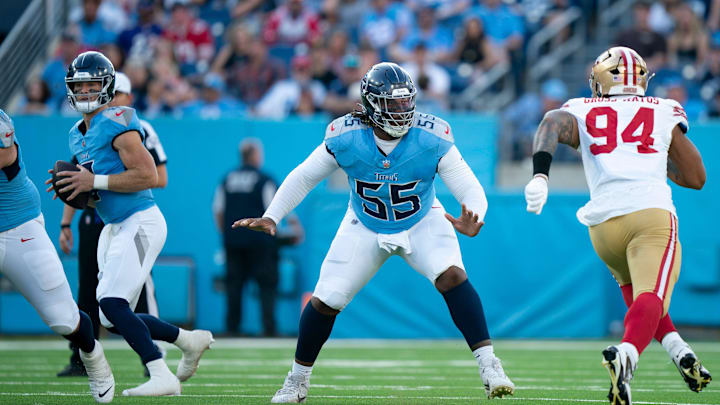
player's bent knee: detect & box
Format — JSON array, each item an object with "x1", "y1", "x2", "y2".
[
  {"x1": 42, "y1": 300, "x2": 80, "y2": 336},
  {"x1": 435, "y1": 266, "x2": 468, "y2": 293},
  {"x1": 311, "y1": 296, "x2": 342, "y2": 315},
  {"x1": 50, "y1": 323, "x2": 76, "y2": 336}
]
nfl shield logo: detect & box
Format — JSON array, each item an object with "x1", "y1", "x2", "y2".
[{"x1": 382, "y1": 159, "x2": 390, "y2": 168}]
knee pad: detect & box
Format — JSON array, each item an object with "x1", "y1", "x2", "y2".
[
  {"x1": 48, "y1": 308, "x2": 80, "y2": 336},
  {"x1": 315, "y1": 291, "x2": 349, "y2": 311}
]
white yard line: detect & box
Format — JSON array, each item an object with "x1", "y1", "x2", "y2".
[{"x1": 0, "y1": 392, "x2": 713, "y2": 404}]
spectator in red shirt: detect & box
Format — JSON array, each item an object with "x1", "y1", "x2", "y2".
[
  {"x1": 262, "y1": 0, "x2": 321, "y2": 46},
  {"x1": 163, "y1": 3, "x2": 215, "y2": 74}
]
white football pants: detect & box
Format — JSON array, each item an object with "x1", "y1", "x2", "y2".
[
  {"x1": 314, "y1": 198, "x2": 465, "y2": 311},
  {"x1": 0, "y1": 215, "x2": 79, "y2": 335},
  {"x1": 97, "y1": 205, "x2": 166, "y2": 328}
]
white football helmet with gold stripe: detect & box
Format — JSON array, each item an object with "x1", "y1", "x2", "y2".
[{"x1": 589, "y1": 47, "x2": 652, "y2": 97}]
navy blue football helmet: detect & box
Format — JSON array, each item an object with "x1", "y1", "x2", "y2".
[
  {"x1": 65, "y1": 51, "x2": 115, "y2": 113},
  {"x1": 360, "y1": 62, "x2": 416, "y2": 138}
]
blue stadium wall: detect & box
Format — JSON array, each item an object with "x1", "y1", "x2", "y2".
[{"x1": 1, "y1": 115, "x2": 718, "y2": 338}]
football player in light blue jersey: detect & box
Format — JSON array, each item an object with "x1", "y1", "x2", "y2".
[
  {"x1": 47, "y1": 51, "x2": 213, "y2": 397},
  {"x1": 235, "y1": 62, "x2": 515, "y2": 403},
  {"x1": 0, "y1": 108, "x2": 115, "y2": 403}
]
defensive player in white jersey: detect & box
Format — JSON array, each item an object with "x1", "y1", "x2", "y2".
[
  {"x1": 48, "y1": 51, "x2": 213, "y2": 397},
  {"x1": 0, "y1": 108, "x2": 115, "y2": 403},
  {"x1": 524, "y1": 47, "x2": 711, "y2": 404},
  {"x1": 235, "y1": 62, "x2": 514, "y2": 403}
]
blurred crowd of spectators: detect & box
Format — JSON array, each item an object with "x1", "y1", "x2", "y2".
[
  {"x1": 16, "y1": 0, "x2": 573, "y2": 119},
  {"x1": 14, "y1": 0, "x2": 720, "y2": 161}
]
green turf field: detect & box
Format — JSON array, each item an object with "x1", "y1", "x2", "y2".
[{"x1": 0, "y1": 338, "x2": 717, "y2": 404}]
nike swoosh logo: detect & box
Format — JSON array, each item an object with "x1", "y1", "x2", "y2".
[
  {"x1": 330, "y1": 123, "x2": 335, "y2": 131},
  {"x1": 115, "y1": 111, "x2": 123, "y2": 116},
  {"x1": 98, "y1": 385, "x2": 113, "y2": 398},
  {"x1": 20, "y1": 238, "x2": 34, "y2": 243},
  {"x1": 4, "y1": 131, "x2": 12, "y2": 137},
  {"x1": 445, "y1": 126, "x2": 449, "y2": 134}
]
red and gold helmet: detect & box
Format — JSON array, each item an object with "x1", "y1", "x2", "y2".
[{"x1": 589, "y1": 47, "x2": 652, "y2": 98}]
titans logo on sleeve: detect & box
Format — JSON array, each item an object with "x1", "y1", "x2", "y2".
[
  {"x1": 325, "y1": 112, "x2": 453, "y2": 233},
  {"x1": 68, "y1": 106, "x2": 155, "y2": 224}
]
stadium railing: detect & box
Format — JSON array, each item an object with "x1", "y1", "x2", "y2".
[
  {"x1": 0, "y1": 0, "x2": 69, "y2": 109},
  {"x1": 525, "y1": 7, "x2": 586, "y2": 92}
]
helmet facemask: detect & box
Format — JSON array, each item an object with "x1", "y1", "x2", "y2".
[
  {"x1": 366, "y1": 88, "x2": 416, "y2": 138},
  {"x1": 66, "y1": 68, "x2": 115, "y2": 114}
]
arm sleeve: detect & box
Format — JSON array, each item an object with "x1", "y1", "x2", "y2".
[
  {"x1": 263, "y1": 143, "x2": 339, "y2": 223},
  {"x1": 437, "y1": 145, "x2": 488, "y2": 222}
]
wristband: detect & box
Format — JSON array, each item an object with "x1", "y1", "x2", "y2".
[
  {"x1": 532, "y1": 151, "x2": 553, "y2": 177},
  {"x1": 61, "y1": 223, "x2": 71, "y2": 229},
  {"x1": 93, "y1": 174, "x2": 109, "y2": 190}
]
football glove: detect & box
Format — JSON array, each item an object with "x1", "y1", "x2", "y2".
[{"x1": 524, "y1": 175, "x2": 548, "y2": 215}]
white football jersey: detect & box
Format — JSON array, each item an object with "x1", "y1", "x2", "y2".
[{"x1": 561, "y1": 95, "x2": 689, "y2": 226}]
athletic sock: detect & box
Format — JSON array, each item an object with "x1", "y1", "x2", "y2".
[
  {"x1": 441, "y1": 280, "x2": 490, "y2": 348},
  {"x1": 617, "y1": 341, "x2": 639, "y2": 371},
  {"x1": 620, "y1": 284, "x2": 633, "y2": 307},
  {"x1": 655, "y1": 315, "x2": 678, "y2": 343},
  {"x1": 472, "y1": 345, "x2": 495, "y2": 367},
  {"x1": 661, "y1": 331, "x2": 689, "y2": 358},
  {"x1": 99, "y1": 297, "x2": 162, "y2": 364},
  {"x1": 619, "y1": 284, "x2": 679, "y2": 344},
  {"x1": 292, "y1": 361, "x2": 313, "y2": 378},
  {"x1": 294, "y1": 301, "x2": 336, "y2": 364},
  {"x1": 63, "y1": 311, "x2": 96, "y2": 353},
  {"x1": 137, "y1": 314, "x2": 180, "y2": 342},
  {"x1": 621, "y1": 292, "x2": 663, "y2": 354}
]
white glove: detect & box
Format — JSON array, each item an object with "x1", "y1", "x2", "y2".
[{"x1": 524, "y1": 175, "x2": 548, "y2": 215}]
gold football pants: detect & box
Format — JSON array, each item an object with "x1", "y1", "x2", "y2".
[{"x1": 588, "y1": 208, "x2": 680, "y2": 316}]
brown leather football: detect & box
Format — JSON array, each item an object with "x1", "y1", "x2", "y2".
[{"x1": 52, "y1": 160, "x2": 89, "y2": 209}]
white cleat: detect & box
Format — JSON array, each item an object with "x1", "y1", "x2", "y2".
[
  {"x1": 672, "y1": 350, "x2": 712, "y2": 392},
  {"x1": 174, "y1": 329, "x2": 214, "y2": 382},
  {"x1": 480, "y1": 356, "x2": 515, "y2": 399},
  {"x1": 122, "y1": 358, "x2": 181, "y2": 397},
  {"x1": 271, "y1": 371, "x2": 309, "y2": 403},
  {"x1": 79, "y1": 340, "x2": 115, "y2": 403},
  {"x1": 602, "y1": 345, "x2": 634, "y2": 405}
]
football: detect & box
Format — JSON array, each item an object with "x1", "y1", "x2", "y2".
[{"x1": 51, "y1": 160, "x2": 90, "y2": 209}]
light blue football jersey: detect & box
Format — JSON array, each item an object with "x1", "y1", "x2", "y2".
[
  {"x1": 0, "y1": 138, "x2": 41, "y2": 232},
  {"x1": 325, "y1": 112, "x2": 454, "y2": 233},
  {"x1": 68, "y1": 106, "x2": 155, "y2": 224}
]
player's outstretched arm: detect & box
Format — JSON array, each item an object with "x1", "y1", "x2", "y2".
[
  {"x1": 524, "y1": 109, "x2": 580, "y2": 215},
  {"x1": 667, "y1": 125, "x2": 706, "y2": 190},
  {"x1": 233, "y1": 143, "x2": 339, "y2": 233},
  {"x1": 437, "y1": 145, "x2": 487, "y2": 237}
]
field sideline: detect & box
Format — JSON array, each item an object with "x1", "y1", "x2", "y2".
[{"x1": 0, "y1": 338, "x2": 717, "y2": 404}]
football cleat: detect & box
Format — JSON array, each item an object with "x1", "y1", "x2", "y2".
[
  {"x1": 602, "y1": 346, "x2": 634, "y2": 405},
  {"x1": 57, "y1": 361, "x2": 87, "y2": 377},
  {"x1": 174, "y1": 329, "x2": 214, "y2": 382},
  {"x1": 271, "y1": 371, "x2": 309, "y2": 403},
  {"x1": 673, "y1": 351, "x2": 712, "y2": 392},
  {"x1": 479, "y1": 357, "x2": 515, "y2": 399},
  {"x1": 122, "y1": 359, "x2": 180, "y2": 397},
  {"x1": 79, "y1": 340, "x2": 115, "y2": 403}
]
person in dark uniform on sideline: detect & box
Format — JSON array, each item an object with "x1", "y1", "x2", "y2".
[
  {"x1": 213, "y1": 139, "x2": 303, "y2": 337},
  {"x1": 56, "y1": 72, "x2": 169, "y2": 377}
]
